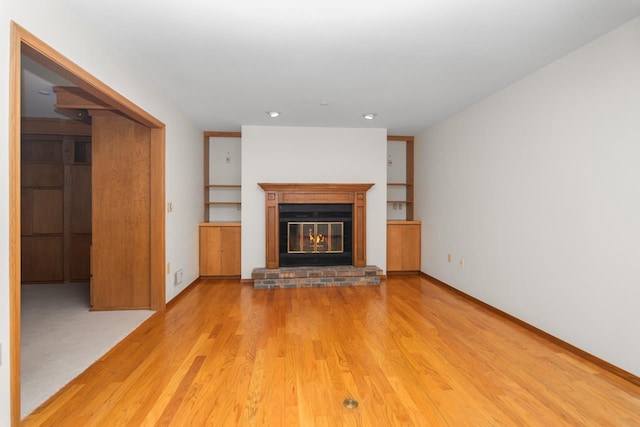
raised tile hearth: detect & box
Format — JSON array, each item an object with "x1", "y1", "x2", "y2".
[{"x1": 252, "y1": 265, "x2": 383, "y2": 289}]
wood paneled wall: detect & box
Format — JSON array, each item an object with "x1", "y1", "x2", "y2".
[{"x1": 20, "y1": 119, "x2": 92, "y2": 283}]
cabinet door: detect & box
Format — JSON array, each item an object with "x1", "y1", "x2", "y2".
[
  {"x1": 219, "y1": 227, "x2": 241, "y2": 275},
  {"x1": 387, "y1": 224, "x2": 404, "y2": 271},
  {"x1": 402, "y1": 224, "x2": 421, "y2": 271},
  {"x1": 200, "y1": 227, "x2": 222, "y2": 276}
]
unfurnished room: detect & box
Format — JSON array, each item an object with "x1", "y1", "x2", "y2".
[{"x1": 1, "y1": 1, "x2": 640, "y2": 425}]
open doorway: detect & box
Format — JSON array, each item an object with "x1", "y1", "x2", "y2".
[
  {"x1": 9, "y1": 22, "x2": 166, "y2": 423},
  {"x1": 19, "y1": 55, "x2": 156, "y2": 417},
  {"x1": 21, "y1": 55, "x2": 92, "y2": 285}
]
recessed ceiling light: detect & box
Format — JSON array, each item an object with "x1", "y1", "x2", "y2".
[
  {"x1": 362, "y1": 113, "x2": 377, "y2": 120},
  {"x1": 267, "y1": 111, "x2": 280, "y2": 118}
]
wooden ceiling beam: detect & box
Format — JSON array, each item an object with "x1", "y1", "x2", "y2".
[{"x1": 53, "y1": 86, "x2": 113, "y2": 110}]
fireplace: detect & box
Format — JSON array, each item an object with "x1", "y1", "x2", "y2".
[
  {"x1": 258, "y1": 183, "x2": 374, "y2": 268},
  {"x1": 279, "y1": 203, "x2": 353, "y2": 267}
]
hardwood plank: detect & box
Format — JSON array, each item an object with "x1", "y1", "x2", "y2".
[{"x1": 22, "y1": 276, "x2": 640, "y2": 426}]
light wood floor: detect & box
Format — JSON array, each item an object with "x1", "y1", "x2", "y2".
[{"x1": 22, "y1": 275, "x2": 640, "y2": 426}]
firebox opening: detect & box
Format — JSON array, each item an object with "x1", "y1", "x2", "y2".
[{"x1": 279, "y1": 203, "x2": 352, "y2": 267}]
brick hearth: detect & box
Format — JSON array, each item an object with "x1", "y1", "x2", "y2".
[{"x1": 252, "y1": 265, "x2": 383, "y2": 289}]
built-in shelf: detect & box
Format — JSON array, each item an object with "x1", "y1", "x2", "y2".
[
  {"x1": 204, "y1": 131, "x2": 242, "y2": 222},
  {"x1": 387, "y1": 136, "x2": 415, "y2": 220},
  {"x1": 205, "y1": 201, "x2": 241, "y2": 206}
]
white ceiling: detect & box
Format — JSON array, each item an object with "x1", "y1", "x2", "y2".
[
  {"x1": 22, "y1": 56, "x2": 74, "y2": 120},
  {"x1": 27, "y1": 0, "x2": 640, "y2": 134}
]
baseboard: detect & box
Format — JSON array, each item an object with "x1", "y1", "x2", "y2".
[
  {"x1": 419, "y1": 272, "x2": 640, "y2": 388},
  {"x1": 387, "y1": 271, "x2": 420, "y2": 276}
]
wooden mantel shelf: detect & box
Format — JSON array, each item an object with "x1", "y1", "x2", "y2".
[
  {"x1": 258, "y1": 183, "x2": 374, "y2": 269},
  {"x1": 258, "y1": 183, "x2": 374, "y2": 192},
  {"x1": 258, "y1": 183, "x2": 374, "y2": 204}
]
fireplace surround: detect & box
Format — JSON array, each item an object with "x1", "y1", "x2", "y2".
[{"x1": 258, "y1": 183, "x2": 374, "y2": 268}]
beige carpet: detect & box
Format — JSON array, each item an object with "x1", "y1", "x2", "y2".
[{"x1": 20, "y1": 283, "x2": 153, "y2": 418}]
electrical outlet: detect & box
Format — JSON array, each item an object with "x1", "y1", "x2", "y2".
[
  {"x1": 448, "y1": 253, "x2": 452, "y2": 263},
  {"x1": 167, "y1": 202, "x2": 173, "y2": 213},
  {"x1": 175, "y1": 269, "x2": 183, "y2": 286},
  {"x1": 167, "y1": 262, "x2": 171, "y2": 274},
  {"x1": 459, "y1": 259, "x2": 464, "y2": 268}
]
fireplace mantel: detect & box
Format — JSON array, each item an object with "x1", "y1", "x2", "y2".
[{"x1": 258, "y1": 183, "x2": 374, "y2": 269}]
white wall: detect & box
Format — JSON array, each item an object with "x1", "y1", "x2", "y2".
[
  {"x1": 0, "y1": 4, "x2": 11, "y2": 422},
  {"x1": 415, "y1": 17, "x2": 640, "y2": 376},
  {"x1": 0, "y1": 2, "x2": 203, "y2": 422},
  {"x1": 241, "y1": 126, "x2": 387, "y2": 278}
]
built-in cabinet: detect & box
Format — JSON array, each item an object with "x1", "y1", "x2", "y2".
[
  {"x1": 21, "y1": 118, "x2": 92, "y2": 283},
  {"x1": 199, "y1": 222, "x2": 241, "y2": 276},
  {"x1": 387, "y1": 136, "x2": 420, "y2": 273},
  {"x1": 387, "y1": 221, "x2": 421, "y2": 273},
  {"x1": 200, "y1": 132, "x2": 242, "y2": 277}
]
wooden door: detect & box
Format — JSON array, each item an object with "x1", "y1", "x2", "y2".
[
  {"x1": 402, "y1": 224, "x2": 421, "y2": 271},
  {"x1": 91, "y1": 111, "x2": 151, "y2": 309},
  {"x1": 220, "y1": 226, "x2": 241, "y2": 275},
  {"x1": 386, "y1": 224, "x2": 404, "y2": 271},
  {"x1": 200, "y1": 226, "x2": 222, "y2": 276}
]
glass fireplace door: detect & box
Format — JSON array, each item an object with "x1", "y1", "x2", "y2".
[{"x1": 287, "y1": 222, "x2": 344, "y2": 254}]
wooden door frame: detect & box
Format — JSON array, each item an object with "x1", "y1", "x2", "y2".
[{"x1": 9, "y1": 22, "x2": 166, "y2": 424}]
